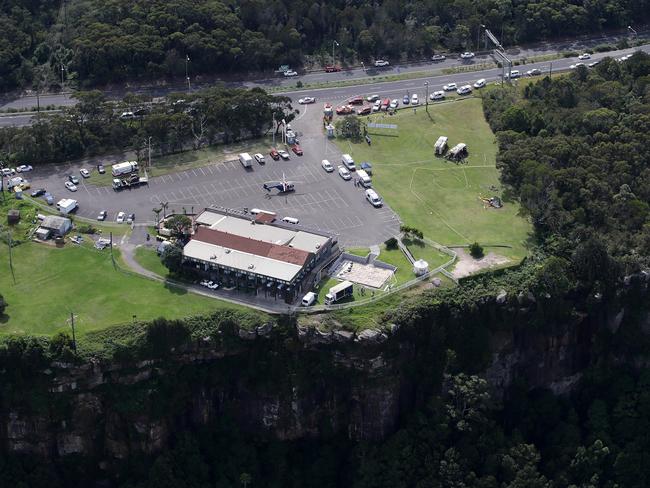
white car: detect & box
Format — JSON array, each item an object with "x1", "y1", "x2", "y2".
[
  {"x1": 505, "y1": 70, "x2": 520, "y2": 79},
  {"x1": 298, "y1": 96, "x2": 315, "y2": 104},
  {"x1": 588, "y1": 61, "x2": 600, "y2": 68},
  {"x1": 254, "y1": 153, "x2": 266, "y2": 164},
  {"x1": 64, "y1": 181, "x2": 77, "y2": 192},
  {"x1": 116, "y1": 211, "x2": 126, "y2": 223},
  {"x1": 460, "y1": 52, "x2": 475, "y2": 59},
  {"x1": 372, "y1": 100, "x2": 382, "y2": 112},
  {"x1": 473, "y1": 79, "x2": 486, "y2": 88},
  {"x1": 365, "y1": 189, "x2": 383, "y2": 207},
  {"x1": 374, "y1": 59, "x2": 390, "y2": 67},
  {"x1": 431, "y1": 54, "x2": 446, "y2": 62},
  {"x1": 16, "y1": 165, "x2": 33, "y2": 172},
  {"x1": 443, "y1": 82, "x2": 457, "y2": 91},
  {"x1": 389, "y1": 99, "x2": 399, "y2": 109},
  {"x1": 570, "y1": 63, "x2": 585, "y2": 69},
  {"x1": 411, "y1": 94, "x2": 419, "y2": 105},
  {"x1": 367, "y1": 94, "x2": 380, "y2": 102},
  {"x1": 0, "y1": 168, "x2": 15, "y2": 176},
  {"x1": 578, "y1": 53, "x2": 591, "y2": 60},
  {"x1": 80, "y1": 168, "x2": 90, "y2": 178},
  {"x1": 457, "y1": 85, "x2": 472, "y2": 95},
  {"x1": 283, "y1": 70, "x2": 298, "y2": 77},
  {"x1": 526, "y1": 68, "x2": 542, "y2": 76},
  {"x1": 120, "y1": 111, "x2": 134, "y2": 119},
  {"x1": 321, "y1": 159, "x2": 334, "y2": 172},
  {"x1": 338, "y1": 165, "x2": 351, "y2": 180},
  {"x1": 430, "y1": 91, "x2": 445, "y2": 100},
  {"x1": 278, "y1": 149, "x2": 290, "y2": 160}
]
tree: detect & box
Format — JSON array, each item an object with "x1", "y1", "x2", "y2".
[
  {"x1": 0, "y1": 293, "x2": 6, "y2": 315},
  {"x1": 469, "y1": 242, "x2": 484, "y2": 259},
  {"x1": 335, "y1": 115, "x2": 365, "y2": 141},
  {"x1": 444, "y1": 373, "x2": 490, "y2": 432},
  {"x1": 161, "y1": 244, "x2": 184, "y2": 274},
  {"x1": 164, "y1": 215, "x2": 192, "y2": 238},
  {"x1": 240, "y1": 472, "x2": 252, "y2": 487}
]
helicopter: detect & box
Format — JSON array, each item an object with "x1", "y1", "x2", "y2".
[{"x1": 263, "y1": 173, "x2": 297, "y2": 193}]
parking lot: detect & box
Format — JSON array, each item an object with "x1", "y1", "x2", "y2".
[{"x1": 26, "y1": 126, "x2": 400, "y2": 246}]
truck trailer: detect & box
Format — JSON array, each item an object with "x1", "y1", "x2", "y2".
[
  {"x1": 324, "y1": 280, "x2": 354, "y2": 305},
  {"x1": 111, "y1": 161, "x2": 139, "y2": 177},
  {"x1": 434, "y1": 136, "x2": 448, "y2": 156},
  {"x1": 112, "y1": 174, "x2": 149, "y2": 190}
]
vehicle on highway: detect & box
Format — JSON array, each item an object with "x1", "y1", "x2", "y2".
[
  {"x1": 473, "y1": 79, "x2": 486, "y2": 88},
  {"x1": 457, "y1": 85, "x2": 473, "y2": 95},
  {"x1": 254, "y1": 153, "x2": 266, "y2": 164},
  {"x1": 338, "y1": 166, "x2": 351, "y2": 180},
  {"x1": 68, "y1": 174, "x2": 79, "y2": 185},
  {"x1": 269, "y1": 148, "x2": 280, "y2": 160},
  {"x1": 278, "y1": 149, "x2": 290, "y2": 160},
  {"x1": 64, "y1": 181, "x2": 77, "y2": 192},
  {"x1": 298, "y1": 96, "x2": 315, "y2": 104},
  {"x1": 443, "y1": 82, "x2": 457, "y2": 91},
  {"x1": 321, "y1": 159, "x2": 334, "y2": 172},
  {"x1": 460, "y1": 52, "x2": 475, "y2": 59},
  {"x1": 97, "y1": 210, "x2": 107, "y2": 221},
  {"x1": 402, "y1": 95, "x2": 410, "y2": 105},
  {"x1": 372, "y1": 100, "x2": 381, "y2": 112},
  {"x1": 430, "y1": 90, "x2": 445, "y2": 100},
  {"x1": 31, "y1": 188, "x2": 46, "y2": 197},
  {"x1": 374, "y1": 59, "x2": 390, "y2": 67},
  {"x1": 97, "y1": 164, "x2": 106, "y2": 174},
  {"x1": 283, "y1": 70, "x2": 298, "y2": 77},
  {"x1": 365, "y1": 189, "x2": 383, "y2": 207},
  {"x1": 80, "y1": 168, "x2": 90, "y2": 178},
  {"x1": 325, "y1": 65, "x2": 341, "y2": 72},
  {"x1": 116, "y1": 212, "x2": 125, "y2": 223},
  {"x1": 366, "y1": 94, "x2": 380, "y2": 102},
  {"x1": 120, "y1": 111, "x2": 134, "y2": 120},
  {"x1": 348, "y1": 96, "x2": 364, "y2": 105},
  {"x1": 526, "y1": 68, "x2": 542, "y2": 76},
  {"x1": 335, "y1": 105, "x2": 354, "y2": 115},
  {"x1": 16, "y1": 165, "x2": 33, "y2": 172},
  {"x1": 390, "y1": 99, "x2": 399, "y2": 109},
  {"x1": 570, "y1": 62, "x2": 585, "y2": 69},
  {"x1": 588, "y1": 61, "x2": 600, "y2": 68},
  {"x1": 127, "y1": 213, "x2": 135, "y2": 224},
  {"x1": 411, "y1": 94, "x2": 419, "y2": 105},
  {"x1": 357, "y1": 106, "x2": 372, "y2": 116},
  {"x1": 431, "y1": 54, "x2": 446, "y2": 62},
  {"x1": 578, "y1": 53, "x2": 591, "y2": 60},
  {"x1": 292, "y1": 144, "x2": 303, "y2": 156}
]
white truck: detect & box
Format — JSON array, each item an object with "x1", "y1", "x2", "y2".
[
  {"x1": 434, "y1": 136, "x2": 448, "y2": 156},
  {"x1": 341, "y1": 154, "x2": 355, "y2": 171},
  {"x1": 324, "y1": 280, "x2": 354, "y2": 305},
  {"x1": 111, "y1": 161, "x2": 139, "y2": 177},
  {"x1": 112, "y1": 173, "x2": 149, "y2": 190},
  {"x1": 356, "y1": 169, "x2": 371, "y2": 187},
  {"x1": 238, "y1": 153, "x2": 253, "y2": 168},
  {"x1": 56, "y1": 198, "x2": 78, "y2": 214}
]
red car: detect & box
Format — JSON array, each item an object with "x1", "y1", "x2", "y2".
[
  {"x1": 335, "y1": 105, "x2": 354, "y2": 115},
  {"x1": 357, "y1": 106, "x2": 372, "y2": 116},
  {"x1": 292, "y1": 144, "x2": 303, "y2": 156},
  {"x1": 325, "y1": 65, "x2": 341, "y2": 72},
  {"x1": 269, "y1": 148, "x2": 280, "y2": 160},
  {"x1": 348, "y1": 96, "x2": 364, "y2": 105}
]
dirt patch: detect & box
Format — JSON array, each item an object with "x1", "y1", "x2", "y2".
[
  {"x1": 451, "y1": 248, "x2": 510, "y2": 278},
  {"x1": 332, "y1": 259, "x2": 394, "y2": 289}
]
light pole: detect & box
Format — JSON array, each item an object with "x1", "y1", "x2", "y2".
[
  {"x1": 479, "y1": 24, "x2": 486, "y2": 51},
  {"x1": 60, "y1": 64, "x2": 65, "y2": 87},
  {"x1": 332, "y1": 41, "x2": 339, "y2": 65},
  {"x1": 424, "y1": 81, "x2": 429, "y2": 113},
  {"x1": 628, "y1": 25, "x2": 637, "y2": 38},
  {"x1": 185, "y1": 55, "x2": 191, "y2": 92},
  {"x1": 144, "y1": 136, "x2": 152, "y2": 169}
]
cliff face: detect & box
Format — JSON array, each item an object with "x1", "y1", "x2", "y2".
[{"x1": 2, "y1": 286, "x2": 647, "y2": 472}]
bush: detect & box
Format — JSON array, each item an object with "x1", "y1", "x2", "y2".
[
  {"x1": 469, "y1": 242, "x2": 484, "y2": 259},
  {"x1": 296, "y1": 81, "x2": 303, "y2": 88},
  {"x1": 385, "y1": 237, "x2": 398, "y2": 250},
  {"x1": 77, "y1": 224, "x2": 97, "y2": 234},
  {"x1": 0, "y1": 293, "x2": 6, "y2": 315}
]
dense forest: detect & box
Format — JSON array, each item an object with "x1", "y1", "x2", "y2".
[{"x1": 2, "y1": 0, "x2": 650, "y2": 90}]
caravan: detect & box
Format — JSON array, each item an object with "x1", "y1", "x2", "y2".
[{"x1": 434, "y1": 136, "x2": 448, "y2": 156}]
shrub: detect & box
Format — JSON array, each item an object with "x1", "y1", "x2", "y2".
[
  {"x1": 77, "y1": 224, "x2": 97, "y2": 234},
  {"x1": 385, "y1": 237, "x2": 398, "y2": 250},
  {"x1": 0, "y1": 293, "x2": 6, "y2": 315},
  {"x1": 296, "y1": 81, "x2": 303, "y2": 88},
  {"x1": 469, "y1": 242, "x2": 484, "y2": 259}
]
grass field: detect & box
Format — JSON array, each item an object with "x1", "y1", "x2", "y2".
[
  {"x1": 133, "y1": 246, "x2": 169, "y2": 277},
  {"x1": 345, "y1": 247, "x2": 370, "y2": 257},
  {"x1": 0, "y1": 241, "x2": 235, "y2": 336},
  {"x1": 402, "y1": 237, "x2": 453, "y2": 270},
  {"x1": 335, "y1": 98, "x2": 531, "y2": 260}
]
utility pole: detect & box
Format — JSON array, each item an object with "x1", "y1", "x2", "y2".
[
  {"x1": 185, "y1": 55, "x2": 191, "y2": 93},
  {"x1": 109, "y1": 232, "x2": 115, "y2": 269},
  {"x1": 332, "y1": 40, "x2": 339, "y2": 64},
  {"x1": 549, "y1": 62, "x2": 553, "y2": 77},
  {"x1": 628, "y1": 25, "x2": 638, "y2": 38},
  {"x1": 6, "y1": 230, "x2": 15, "y2": 284},
  {"x1": 60, "y1": 64, "x2": 65, "y2": 88},
  {"x1": 69, "y1": 312, "x2": 77, "y2": 351},
  {"x1": 424, "y1": 81, "x2": 429, "y2": 113}
]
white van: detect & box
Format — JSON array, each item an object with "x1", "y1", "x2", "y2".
[
  {"x1": 281, "y1": 216, "x2": 299, "y2": 224},
  {"x1": 238, "y1": 152, "x2": 253, "y2": 168},
  {"x1": 356, "y1": 169, "x2": 371, "y2": 187},
  {"x1": 301, "y1": 292, "x2": 317, "y2": 307},
  {"x1": 365, "y1": 189, "x2": 383, "y2": 207},
  {"x1": 341, "y1": 153, "x2": 355, "y2": 171},
  {"x1": 250, "y1": 208, "x2": 277, "y2": 217}
]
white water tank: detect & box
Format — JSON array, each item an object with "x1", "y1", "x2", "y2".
[{"x1": 413, "y1": 259, "x2": 429, "y2": 276}]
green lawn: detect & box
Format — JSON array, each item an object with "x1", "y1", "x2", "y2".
[
  {"x1": 0, "y1": 241, "x2": 235, "y2": 336},
  {"x1": 345, "y1": 247, "x2": 370, "y2": 257},
  {"x1": 336, "y1": 98, "x2": 531, "y2": 260},
  {"x1": 133, "y1": 246, "x2": 169, "y2": 277},
  {"x1": 402, "y1": 237, "x2": 453, "y2": 270}
]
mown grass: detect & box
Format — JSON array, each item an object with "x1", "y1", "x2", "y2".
[
  {"x1": 335, "y1": 97, "x2": 531, "y2": 261},
  {"x1": 133, "y1": 246, "x2": 168, "y2": 277}
]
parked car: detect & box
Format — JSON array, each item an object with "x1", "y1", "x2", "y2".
[
  {"x1": 457, "y1": 85, "x2": 473, "y2": 95},
  {"x1": 366, "y1": 94, "x2": 380, "y2": 102},
  {"x1": 372, "y1": 100, "x2": 382, "y2": 112},
  {"x1": 588, "y1": 61, "x2": 600, "y2": 68},
  {"x1": 570, "y1": 63, "x2": 585, "y2": 69},
  {"x1": 431, "y1": 54, "x2": 446, "y2": 61},
  {"x1": 31, "y1": 188, "x2": 46, "y2": 197},
  {"x1": 298, "y1": 96, "x2": 315, "y2": 104},
  {"x1": 321, "y1": 159, "x2": 334, "y2": 172},
  {"x1": 348, "y1": 96, "x2": 364, "y2": 105},
  {"x1": 116, "y1": 211, "x2": 126, "y2": 223},
  {"x1": 0, "y1": 168, "x2": 15, "y2": 176},
  {"x1": 389, "y1": 99, "x2": 399, "y2": 109},
  {"x1": 65, "y1": 181, "x2": 77, "y2": 192},
  {"x1": 80, "y1": 168, "x2": 90, "y2": 178},
  {"x1": 402, "y1": 95, "x2": 410, "y2": 105},
  {"x1": 578, "y1": 53, "x2": 591, "y2": 60},
  {"x1": 278, "y1": 149, "x2": 290, "y2": 160},
  {"x1": 505, "y1": 70, "x2": 521, "y2": 78},
  {"x1": 283, "y1": 70, "x2": 298, "y2": 77},
  {"x1": 269, "y1": 148, "x2": 280, "y2": 160},
  {"x1": 460, "y1": 52, "x2": 475, "y2": 59},
  {"x1": 357, "y1": 106, "x2": 372, "y2": 116},
  {"x1": 127, "y1": 213, "x2": 135, "y2": 224},
  {"x1": 430, "y1": 91, "x2": 445, "y2": 100},
  {"x1": 292, "y1": 144, "x2": 303, "y2": 156},
  {"x1": 97, "y1": 164, "x2": 106, "y2": 174},
  {"x1": 443, "y1": 82, "x2": 457, "y2": 91},
  {"x1": 338, "y1": 166, "x2": 351, "y2": 180},
  {"x1": 97, "y1": 210, "x2": 107, "y2": 221},
  {"x1": 526, "y1": 68, "x2": 542, "y2": 76},
  {"x1": 120, "y1": 111, "x2": 134, "y2": 120},
  {"x1": 68, "y1": 175, "x2": 79, "y2": 185},
  {"x1": 473, "y1": 79, "x2": 486, "y2": 88},
  {"x1": 374, "y1": 59, "x2": 390, "y2": 67},
  {"x1": 335, "y1": 105, "x2": 354, "y2": 115},
  {"x1": 411, "y1": 94, "x2": 419, "y2": 105},
  {"x1": 16, "y1": 165, "x2": 33, "y2": 172},
  {"x1": 254, "y1": 153, "x2": 266, "y2": 164},
  {"x1": 325, "y1": 65, "x2": 341, "y2": 72}
]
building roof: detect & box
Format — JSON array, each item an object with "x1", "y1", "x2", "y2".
[{"x1": 41, "y1": 215, "x2": 71, "y2": 233}]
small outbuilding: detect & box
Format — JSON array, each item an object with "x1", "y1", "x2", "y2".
[
  {"x1": 7, "y1": 209, "x2": 20, "y2": 225},
  {"x1": 36, "y1": 215, "x2": 72, "y2": 240}
]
